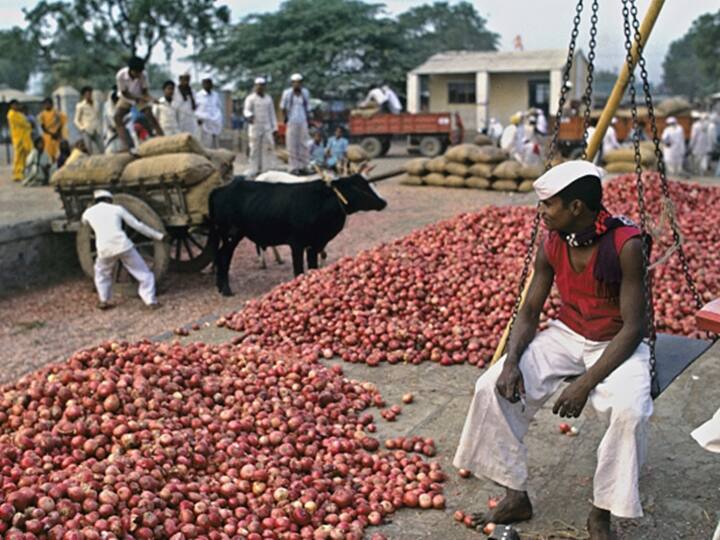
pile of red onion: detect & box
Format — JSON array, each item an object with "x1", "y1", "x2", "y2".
[
  {"x1": 0, "y1": 340, "x2": 444, "y2": 538},
  {"x1": 220, "y1": 174, "x2": 720, "y2": 365}
]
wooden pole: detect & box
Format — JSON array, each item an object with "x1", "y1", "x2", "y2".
[{"x1": 490, "y1": 0, "x2": 666, "y2": 365}]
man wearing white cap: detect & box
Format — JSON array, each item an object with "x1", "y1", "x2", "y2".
[
  {"x1": 196, "y1": 76, "x2": 223, "y2": 148},
  {"x1": 455, "y1": 161, "x2": 651, "y2": 539},
  {"x1": 281, "y1": 73, "x2": 311, "y2": 173},
  {"x1": 602, "y1": 117, "x2": 620, "y2": 160},
  {"x1": 243, "y1": 77, "x2": 278, "y2": 178},
  {"x1": 81, "y1": 190, "x2": 165, "y2": 310},
  {"x1": 172, "y1": 71, "x2": 200, "y2": 138},
  {"x1": 689, "y1": 114, "x2": 713, "y2": 175},
  {"x1": 661, "y1": 116, "x2": 686, "y2": 175}
]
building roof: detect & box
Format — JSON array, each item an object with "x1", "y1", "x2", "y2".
[
  {"x1": 411, "y1": 49, "x2": 583, "y2": 75},
  {"x1": 0, "y1": 87, "x2": 41, "y2": 103}
]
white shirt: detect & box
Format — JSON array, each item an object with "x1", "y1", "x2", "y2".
[
  {"x1": 690, "y1": 120, "x2": 713, "y2": 155},
  {"x1": 661, "y1": 125, "x2": 686, "y2": 157},
  {"x1": 116, "y1": 67, "x2": 149, "y2": 101},
  {"x1": 74, "y1": 99, "x2": 100, "y2": 134},
  {"x1": 280, "y1": 87, "x2": 310, "y2": 124},
  {"x1": 381, "y1": 86, "x2": 402, "y2": 114},
  {"x1": 172, "y1": 86, "x2": 199, "y2": 135},
  {"x1": 196, "y1": 89, "x2": 223, "y2": 136},
  {"x1": 536, "y1": 112, "x2": 548, "y2": 134},
  {"x1": 153, "y1": 97, "x2": 180, "y2": 135},
  {"x1": 243, "y1": 92, "x2": 278, "y2": 132},
  {"x1": 603, "y1": 126, "x2": 620, "y2": 155},
  {"x1": 362, "y1": 88, "x2": 388, "y2": 107},
  {"x1": 81, "y1": 202, "x2": 163, "y2": 259}
]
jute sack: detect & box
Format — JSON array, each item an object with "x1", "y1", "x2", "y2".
[
  {"x1": 137, "y1": 133, "x2": 206, "y2": 158},
  {"x1": 492, "y1": 160, "x2": 522, "y2": 179},
  {"x1": 186, "y1": 171, "x2": 223, "y2": 220},
  {"x1": 519, "y1": 163, "x2": 544, "y2": 180},
  {"x1": 518, "y1": 180, "x2": 535, "y2": 192},
  {"x1": 604, "y1": 162, "x2": 654, "y2": 174},
  {"x1": 426, "y1": 157, "x2": 448, "y2": 173},
  {"x1": 276, "y1": 149, "x2": 289, "y2": 163},
  {"x1": 444, "y1": 144, "x2": 479, "y2": 163},
  {"x1": 604, "y1": 147, "x2": 656, "y2": 165},
  {"x1": 50, "y1": 153, "x2": 135, "y2": 186},
  {"x1": 346, "y1": 145, "x2": 369, "y2": 162},
  {"x1": 400, "y1": 174, "x2": 424, "y2": 186},
  {"x1": 445, "y1": 161, "x2": 470, "y2": 177},
  {"x1": 473, "y1": 134, "x2": 493, "y2": 146},
  {"x1": 120, "y1": 153, "x2": 214, "y2": 186},
  {"x1": 443, "y1": 175, "x2": 466, "y2": 188},
  {"x1": 404, "y1": 158, "x2": 430, "y2": 176},
  {"x1": 472, "y1": 145, "x2": 508, "y2": 163},
  {"x1": 469, "y1": 163, "x2": 494, "y2": 178},
  {"x1": 350, "y1": 107, "x2": 380, "y2": 118},
  {"x1": 205, "y1": 148, "x2": 236, "y2": 181},
  {"x1": 491, "y1": 179, "x2": 519, "y2": 191},
  {"x1": 466, "y1": 176, "x2": 491, "y2": 189},
  {"x1": 423, "y1": 173, "x2": 446, "y2": 186}
]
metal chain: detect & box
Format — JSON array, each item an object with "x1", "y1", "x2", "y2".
[
  {"x1": 580, "y1": 0, "x2": 599, "y2": 159},
  {"x1": 504, "y1": 0, "x2": 586, "y2": 347},
  {"x1": 621, "y1": 0, "x2": 659, "y2": 396},
  {"x1": 545, "y1": 0, "x2": 585, "y2": 169},
  {"x1": 628, "y1": 1, "x2": 706, "y2": 313}
]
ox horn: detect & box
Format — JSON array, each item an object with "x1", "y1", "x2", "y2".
[{"x1": 367, "y1": 168, "x2": 405, "y2": 183}]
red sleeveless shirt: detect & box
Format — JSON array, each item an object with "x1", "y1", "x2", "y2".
[{"x1": 544, "y1": 226, "x2": 641, "y2": 341}]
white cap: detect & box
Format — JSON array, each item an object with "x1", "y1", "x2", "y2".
[
  {"x1": 94, "y1": 189, "x2": 112, "y2": 200},
  {"x1": 611, "y1": 117, "x2": 618, "y2": 125},
  {"x1": 179, "y1": 70, "x2": 191, "y2": 78},
  {"x1": 533, "y1": 160, "x2": 604, "y2": 201},
  {"x1": 200, "y1": 74, "x2": 212, "y2": 81},
  {"x1": 290, "y1": 73, "x2": 303, "y2": 82},
  {"x1": 254, "y1": 76, "x2": 266, "y2": 85},
  {"x1": 667, "y1": 116, "x2": 677, "y2": 124}
]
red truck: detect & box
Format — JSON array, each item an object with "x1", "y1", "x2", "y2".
[{"x1": 349, "y1": 112, "x2": 464, "y2": 158}]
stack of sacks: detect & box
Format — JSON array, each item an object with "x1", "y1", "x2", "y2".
[
  {"x1": 401, "y1": 158, "x2": 429, "y2": 185},
  {"x1": 604, "y1": 142, "x2": 657, "y2": 174}
]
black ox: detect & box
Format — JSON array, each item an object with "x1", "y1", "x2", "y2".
[{"x1": 208, "y1": 173, "x2": 387, "y2": 296}]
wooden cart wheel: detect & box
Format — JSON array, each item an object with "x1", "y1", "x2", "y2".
[
  {"x1": 360, "y1": 136, "x2": 384, "y2": 159},
  {"x1": 76, "y1": 193, "x2": 169, "y2": 282},
  {"x1": 419, "y1": 136, "x2": 443, "y2": 157},
  {"x1": 167, "y1": 224, "x2": 215, "y2": 273}
]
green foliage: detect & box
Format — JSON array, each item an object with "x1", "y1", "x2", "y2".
[
  {"x1": 195, "y1": 0, "x2": 498, "y2": 99},
  {"x1": 0, "y1": 28, "x2": 38, "y2": 91},
  {"x1": 662, "y1": 10, "x2": 719, "y2": 100},
  {"x1": 24, "y1": 0, "x2": 229, "y2": 92}
]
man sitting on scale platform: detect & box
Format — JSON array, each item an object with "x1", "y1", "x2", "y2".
[{"x1": 454, "y1": 160, "x2": 652, "y2": 539}]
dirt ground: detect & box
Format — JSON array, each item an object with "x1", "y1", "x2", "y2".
[{"x1": 1, "y1": 150, "x2": 719, "y2": 539}]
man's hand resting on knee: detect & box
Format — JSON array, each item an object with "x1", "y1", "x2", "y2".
[{"x1": 497, "y1": 362, "x2": 525, "y2": 403}]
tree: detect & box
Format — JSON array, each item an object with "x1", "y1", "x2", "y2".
[
  {"x1": 397, "y1": 2, "x2": 498, "y2": 69},
  {"x1": 0, "y1": 28, "x2": 38, "y2": 91},
  {"x1": 24, "y1": 0, "x2": 229, "y2": 90},
  {"x1": 662, "y1": 10, "x2": 719, "y2": 100},
  {"x1": 195, "y1": 0, "x2": 404, "y2": 99}
]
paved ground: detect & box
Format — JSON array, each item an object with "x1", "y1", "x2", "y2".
[{"x1": 1, "y1": 150, "x2": 719, "y2": 539}]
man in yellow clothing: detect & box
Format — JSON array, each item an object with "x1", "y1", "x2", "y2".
[
  {"x1": 38, "y1": 97, "x2": 67, "y2": 162},
  {"x1": 6, "y1": 100, "x2": 33, "y2": 181}
]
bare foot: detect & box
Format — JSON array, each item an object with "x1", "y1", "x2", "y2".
[
  {"x1": 587, "y1": 507, "x2": 614, "y2": 540},
  {"x1": 471, "y1": 488, "x2": 532, "y2": 529}
]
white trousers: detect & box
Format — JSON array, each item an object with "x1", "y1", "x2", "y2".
[
  {"x1": 286, "y1": 122, "x2": 310, "y2": 171},
  {"x1": 94, "y1": 247, "x2": 156, "y2": 305},
  {"x1": 201, "y1": 131, "x2": 219, "y2": 149},
  {"x1": 246, "y1": 128, "x2": 275, "y2": 178},
  {"x1": 454, "y1": 320, "x2": 653, "y2": 518},
  {"x1": 82, "y1": 131, "x2": 104, "y2": 155}
]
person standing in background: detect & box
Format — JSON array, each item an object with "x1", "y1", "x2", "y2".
[
  {"x1": 6, "y1": 99, "x2": 33, "y2": 181},
  {"x1": 281, "y1": 73, "x2": 311, "y2": 174},
  {"x1": 38, "y1": 97, "x2": 66, "y2": 162},
  {"x1": 74, "y1": 86, "x2": 103, "y2": 154},
  {"x1": 173, "y1": 71, "x2": 199, "y2": 138},
  {"x1": 487, "y1": 118, "x2": 503, "y2": 146},
  {"x1": 153, "y1": 81, "x2": 181, "y2": 136},
  {"x1": 196, "y1": 76, "x2": 223, "y2": 148},
  {"x1": 661, "y1": 117, "x2": 686, "y2": 175},
  {"x1": 602, "y1": 117, "x2": 621, "y2": 161},
  {"x1": 689, "y1": 114, "x2": 713, "y2": 175},
  {"x1": 243, "y1": 77, "x2": 278, "y2": 178}
]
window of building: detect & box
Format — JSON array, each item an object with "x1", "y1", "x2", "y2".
[{"x1": 448, "y1": 81, "x2": 476, "y2": 104}]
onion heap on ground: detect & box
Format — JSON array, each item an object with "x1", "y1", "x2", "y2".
[
  {"x1": 221, "y1": 173, "x2": 720, "y2": 365},
  {"x1": 0, "y1": 340, "x2": 445, "y2": 539}
]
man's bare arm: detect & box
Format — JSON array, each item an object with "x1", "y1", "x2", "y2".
[{"x1": 553, "y1": 237, "x2": 646, "y2": 417}]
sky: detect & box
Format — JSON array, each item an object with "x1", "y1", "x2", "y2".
[{"x1": 1, "y1": 0, "x2": 717, "y2": 85}]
